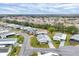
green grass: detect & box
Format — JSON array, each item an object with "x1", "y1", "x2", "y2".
[
  {"x1": 30, "y1": 36, "x2": 49, "y2": 48},
  {"x1": 64, "y1": 34, "x2": 71, "y2": 46},
  {"x1": 7, "y1": 35, "x2": 24, "y2": 44},
  {"x1": 52, "y1": 40, "x2": 60, "y2": 48},
  {"x1": 31, "y1": 52, "x2": 38, "y2": 56},
  {"x1": 8, "y1": 46, "x2": 21, "y2": 56}
]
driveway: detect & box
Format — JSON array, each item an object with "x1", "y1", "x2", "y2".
[
  {"x1": 48, "y1": 42, "x2": 55, "y2": 48},
  {"x1": 59, "y1": 41, "x2": 65, "y2": 47}
]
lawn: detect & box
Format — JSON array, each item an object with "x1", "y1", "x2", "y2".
[
  {"x1": 48, "y1": 32, "x2": 60, "y2": 48},
  {"x1": 64, "y1": 34, "x2": 71, "y2": 46},
  {"x1": 8, "y1": 46, "x2": 21, "y2": 56},
  {"x1": 7, "y1": 35, "x2": 24, "y2": 44},
  {"x1": 30, "y1": 36, "x2": 49, "y2": 48},
  {"x1": 31, "y1": 52, "x2": 38, "y2": 56},
  {"x1": 52, "y1": 40, "x2": 60, "y2": 48}
]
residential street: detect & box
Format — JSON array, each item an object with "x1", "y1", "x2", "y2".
[{"x1": 16, "y1": 30, "x2": 79, "y2": 56}]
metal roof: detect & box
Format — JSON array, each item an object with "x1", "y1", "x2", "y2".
[
  {"x1": 36, "y1": 31, "x2": 47, "y2": 35},
  {"x1": 0, "y1": 32, "x2": 16, "y2": 36},
  {"x1": 0, "y1": 38, "x2": 17, "y2": 45},
  {"x1": 0, "y1": 47, "x2": 9, "y2": 52},
  {"x1": 70, "y1": 34, "x2": 79, "y2": 41},
  {"x1": 37, "y1": 34, "x2": 50, "y2": 43},
  {"x1": 53, "y1": 33, "x2": 67, "y2": 40}
]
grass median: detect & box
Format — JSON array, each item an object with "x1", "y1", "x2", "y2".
[{"x1": 8, "y1": 46, "x2": 21, "y2": 56}]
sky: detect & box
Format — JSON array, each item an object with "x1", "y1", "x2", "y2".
[{"x1": 0, "y1": 3, "x2": 79, "y2": 14}]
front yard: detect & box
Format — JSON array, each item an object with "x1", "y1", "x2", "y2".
[
  {"x1": 64, "y1": 34, "x2": 71, "y2": 46},
  {"x1": 30, "y1": 36, "x2": 49, "y2": 48},
  {"x1": 31, "y1": 52, "x2": 38, "y2": 56},
  {"x1": 49, "y1": 32, "x2": 79, "y2": 48}
]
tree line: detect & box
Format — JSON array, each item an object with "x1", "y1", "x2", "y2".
[{"x1": 4, "y1": 20, "x2": 79, "y2": 34}]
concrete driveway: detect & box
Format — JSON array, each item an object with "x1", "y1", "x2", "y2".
[
  {"x1": 59, "y1": 41, "x2": 65, "y2": 47},
  {"x1": 48, "y1": 42, "x2": 55, "y2": 48}
]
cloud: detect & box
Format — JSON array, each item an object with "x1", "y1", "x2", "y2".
[{"x1": 0, "y1": 3, "x2": 79, "y2": 14}]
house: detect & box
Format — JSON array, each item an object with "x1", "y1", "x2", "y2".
[
  {"x1": 6, "y1": 24, "x2": 21, "y2": 29},
  {"x1": 53, "y1": 33, "x2": 67, "y2": 41},
  {"x1": 0, "y1": 38, "x2": 17, "y2": 46},
  {"x1": 23, "y1": 27, "x2": 37, "y2": 35},
  {"x1": 70, "y1": 34, "x2": 79, "y2": 42},
  {"x1": 0, "y1": 32, "x2": 16, "y2": 38},
  {"x1": 0, "y1": 29, "x2": 9, "y2": 34},
  {"x1": 36, "y1": 33, "x2": 50, "y2": 44},
  {"x1": 36, "y1": 31, "x2": 47, "y2": 35},
  {"x1": 0, "y1": 47, "x2": 9, "y2": 56}
]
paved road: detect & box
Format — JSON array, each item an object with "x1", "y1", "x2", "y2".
[{"x1": 16, "y1": 31, "x2": 31, "y2": 56}]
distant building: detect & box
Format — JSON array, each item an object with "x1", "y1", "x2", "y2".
[
  {"x1": 23, "y1": 27, "x2": 37, "y2": 35},
  {"x1": 6, "y1": 24, "x2": 21, "y2": 29},
  {"x1": 53, "y1": 33, "x2": 67, "y2": 41}
]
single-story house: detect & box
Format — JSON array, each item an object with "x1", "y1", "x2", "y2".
[
  {"x1": 53, "y1": 33, "x2": 67, "y2": 41},
  {"x1": 6, "y1": 24, "x2": 21, "y2": 29},
  {"x1": 0, "y1": 29, "x2": 9, "y2": 34},
  {"x1": 36, "y1": 31, "x2": 48, "y2": 35},
  {"x1": 36, "y1": 34, "x2": 50, "y2": 44},
  {"x1": 0, "y1": 47, "x2": 9, "y2": 56},
  {"x1": 23, "y1": 27, "x2": 37, "y2": 35},
  {"x1": 0, "y1": 32, "x2": 16, "y2": 38},
  {"x1": 70, "y1": 34, "x2": 79, "y2": 42},
  {"x1": 0, "y1": 38, "x2": 17, "y2": 46}
]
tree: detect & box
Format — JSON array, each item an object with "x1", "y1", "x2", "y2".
[
  {"x1": 48, "y1": 27, "x2": 55, "y2": 33},
  {"x1": 53, "y1": 23, "x2": 65, "y2": 32},
  {"x1": 66, "y1": 26, "x2": 79, "y2": 34}
]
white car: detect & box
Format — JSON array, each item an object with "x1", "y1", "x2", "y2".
[{"x1": 39, "y1": 52, "x2": 59, "y2": 56}]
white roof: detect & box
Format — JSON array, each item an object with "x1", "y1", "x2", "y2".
[
  {"x1": 70, "y1": 34, "x2": 79, "y2": 41},
  {"x1": 0, "y1": 38, "x2": 17, "y2": 45},
  {"x1": 37, "y1": 34, "x2": 50, "y2": 43},
  {"x1": 36, "y1": 31, "x2": 47, "y2": 35},
  {"x1": 0, "y1": 30, "x2": 9, "y2": 34},
  {"x1": 0, "y1": 32, "x2": 16, "y2": 37},
  {"x1": 6, "y1": 24, "x2": 21, "y2": 28},
  {"x1": 53, "y1": 33, "x2": 67, "y2": 40}
]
